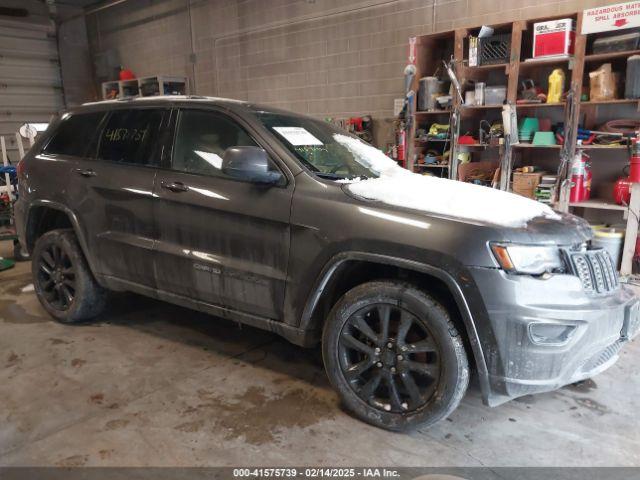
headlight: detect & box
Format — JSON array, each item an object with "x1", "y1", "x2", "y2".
[{"x1": 491, "y1": 243, "x2": 564, "y2": 275}]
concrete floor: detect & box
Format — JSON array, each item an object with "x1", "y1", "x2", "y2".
[{"x1": 1, "y1": 241, "x2": 639, "y2": 468}]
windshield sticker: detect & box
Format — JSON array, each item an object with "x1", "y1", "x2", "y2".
[{"x1": 273, "y1": 127, "x2": 323, "y2": 146}]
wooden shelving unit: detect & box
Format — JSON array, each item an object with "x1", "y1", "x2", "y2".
[{"x1": 406, "y1": 11, "x2": 640, "y2": 274}]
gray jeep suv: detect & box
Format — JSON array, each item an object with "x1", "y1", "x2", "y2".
[{"x1": 14, "y1": 96, "x2": 639, "y2": 430}]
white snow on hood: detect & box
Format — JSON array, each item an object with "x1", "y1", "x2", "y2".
[{"x1": 333, "y1": 134, "x2": 561, "y2": 229}]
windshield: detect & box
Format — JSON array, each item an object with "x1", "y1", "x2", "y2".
[{"x1": 256, "y1": 111, "x2": 394, "y2": 181}]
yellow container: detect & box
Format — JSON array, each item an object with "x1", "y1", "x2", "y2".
[{"x1": 547, "y1": 68, "x2": 565, "y2": 104}]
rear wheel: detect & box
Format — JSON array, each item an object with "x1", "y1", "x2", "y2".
[
  {"x1": 322, "y1": 281, "x2": 469, "y2": 431},
  {"x1": 32, "y1": 229, "x2": 107, "y2": 323}
]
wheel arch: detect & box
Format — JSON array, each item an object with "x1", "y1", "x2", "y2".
[
  {"x1": 25, "y1": 201, "x2": 99, "y2": 278},
  {"x1": 300, "y1": 251, "x2": 491, "y2": 401}
]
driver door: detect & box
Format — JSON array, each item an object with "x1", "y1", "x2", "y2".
[{"x1": 153, "y1": 108, "x2": 293, "y2": 320}]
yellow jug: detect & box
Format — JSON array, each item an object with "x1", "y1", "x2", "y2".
[{"x1": 547, "y1": 68, "x2": 565, "y2": 104}]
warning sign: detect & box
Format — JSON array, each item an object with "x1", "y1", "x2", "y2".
[{"x1": 582, "y1": 1, "x2": 640, "y2": 34}]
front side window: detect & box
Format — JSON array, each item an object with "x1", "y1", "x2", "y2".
[
  {"x1": 96, "y1": 109, "x2": 164, "y2": 166},
  {"x1": 43, "y1": 112, "x2": 105, "y2": 157},
  {"x1": 172, "y1": 109, "x2": 266, "y2": 178}
]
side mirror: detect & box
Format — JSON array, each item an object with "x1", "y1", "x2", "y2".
[{"x1": 221, "y1": 146, "x2": 283, "y2": 185}]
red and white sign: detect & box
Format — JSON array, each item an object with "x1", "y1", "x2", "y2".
[
  {"x1": 533, "y1": 19, "x2": 575, "y2": 57},
  {"x1": 582, "y1": 1, "x2": 640, "y2": 34}
]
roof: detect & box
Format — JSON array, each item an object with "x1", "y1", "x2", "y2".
[
  {"x1": 81, "y1": 95, "x2": 246, "y2": 107},
  {"x1": 78, "y1": 95, "x2": 311, "y2": 119}
]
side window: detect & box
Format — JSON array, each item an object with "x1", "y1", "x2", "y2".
[
  {"x1": 43, "y1": 112, "x2": 104, "y2": 157},
  {"x1": 97, "y1": 109, "x2": 164, "y2": 166},
  {"x1": 172, "y1": 109, "x2": 267, "y2": 178}
]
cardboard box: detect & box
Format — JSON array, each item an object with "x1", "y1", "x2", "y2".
[
  {"x1": 533, "y1": 18, "x2": 575, "y2": 58},
  {"x1": 513, "y1": 172, "x2": 544, "y2": 199}
]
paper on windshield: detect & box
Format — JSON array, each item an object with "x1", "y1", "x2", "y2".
[{"x1": 273, "y1": 127, "x2": 323, "y2": 146}]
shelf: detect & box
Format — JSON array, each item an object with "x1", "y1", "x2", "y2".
[
  {"x1": 416, "y1": 110, "x2": 451, "y2": 116},
  {"x1": 458, "y1": 143, "x2": 500, "y2": 148},
  {"x1": 578, "y1": 144, "x2": 627, "y2": 150},
  {"x1": 519, "y1": 56, "x2": 572, "y2": 71},
  {"x1": 580, "y1": 99, "x2": 640, "y2": 106},
  {"x1": 584, "y1": 50, "x2": 640, "y2": 63},
  {"x1": 516, "y1": 102, "x2": 565, "y2": 108},
  {"x1": 465, "y1": 63, "x2": 508, "y2": 71},
  {"x1": 569, "y1": 199, "x2": 627, "y2": 211},
  {"x1": 461, "y1": 104, "x2": 504, "y2": 110},
  {"x1": 415, "y1": 138, "x2": 451, "y2": 143},
  {"x1": 514, "y1": 143, "x2": 561, "y2": 149}
]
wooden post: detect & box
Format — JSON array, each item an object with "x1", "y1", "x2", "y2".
[
  {"x1": 449, "y1": 28, "x2": 467, "y2": 181},
  {"x1": 558, "y1": 11, "x2": 587, "y2": 213},
  {"x1": 621, "y1": 183, "x2": 640, "y2": 276},
  {"x1": 507, "y1": 21, "x2": 525, "y2": 104}
]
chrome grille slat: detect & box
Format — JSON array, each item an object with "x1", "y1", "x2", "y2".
[{"x1": 570, "y1": 249, "x2": 619, "y2": 294}]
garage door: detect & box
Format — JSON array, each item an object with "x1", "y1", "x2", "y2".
[{"x1": 0, "y1": 16, "x2": 64, "y2": 163}]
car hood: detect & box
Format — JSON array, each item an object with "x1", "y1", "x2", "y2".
[
  {"x1": 341, "y1": 174, "x2": 592, "y2": 247},
  {"x1": 343, "y1": 170, "x2": 561, "y2": 228}
]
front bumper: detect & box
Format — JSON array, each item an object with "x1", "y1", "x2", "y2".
[{"x1": 468, "y1": 266, "x2": 639, "y2": 406}]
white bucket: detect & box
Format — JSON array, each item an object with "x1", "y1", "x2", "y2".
[{"x1": 592, "y1": 227, "x2": 625, "y2": 269}]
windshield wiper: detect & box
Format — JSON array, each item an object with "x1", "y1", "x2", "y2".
[{"x1": 315, "y1": 172, "x2": 347, "y2": 180}]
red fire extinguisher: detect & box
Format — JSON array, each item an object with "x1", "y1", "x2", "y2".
[
  {"x1": 397, "y1": 129, "x2": 406, "y2": 166},
  {"x1": 614, "y1": 136, "x2": 640, "y2": 205},
  {"x1": 570, "y1": 151, "x2": 591, "y2": 203}
]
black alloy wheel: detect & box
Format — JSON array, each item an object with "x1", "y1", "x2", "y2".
[
  {"x1": 323, "y1": 281, "x2": 469, "y2": 430},
  {"x1": 32, "y1": 229, "x2": 107, "y2": 323},
  {"x1": 338, "y1": 303, "x2": 441, "y2": 413},
  {"x1": 36, "y1": 242, "x2": 76, "y2": 311}
]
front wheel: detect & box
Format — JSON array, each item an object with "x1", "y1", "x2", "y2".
[{"x1": 322, "y1": 281, "x2": 469, "y2": 431}]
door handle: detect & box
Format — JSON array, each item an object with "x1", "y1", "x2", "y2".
[
  {"x1": 161, "y1": 180, "x2": 189, "y2": 192},
  {"x1": 75, "y1": 168, "x2": 97, "y2": 177}
]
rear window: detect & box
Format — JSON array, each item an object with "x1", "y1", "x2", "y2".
[
  {"x1": 43, "y1": 112, "x2": 105, "y2": 157},
  {"x1": 96, "y1": 108, "x2": 165, "y2": 166}
]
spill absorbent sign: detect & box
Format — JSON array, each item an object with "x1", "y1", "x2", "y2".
[{"x1": 582, "y1": 1, "x2": 640, "y2": 34}]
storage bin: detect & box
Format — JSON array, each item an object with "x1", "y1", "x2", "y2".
[
  {"x1": 485, "y1": 85, "x2": 506, "y2": 105},
  {"x1": 479, "y1": 34, "x2": 511, "y2": 65},
  {"x1": 626, "y1": 55, "x2": 640, "y2": 99},
  {"x1": 593, "y1": 228, "x2": 624, "y2": 270},
  {"x1": 418, "y1": 77, "x2": 444, "y2": 111},
  {"x1": 593, "y1": 32, "x2": 640, "y2": 54}
]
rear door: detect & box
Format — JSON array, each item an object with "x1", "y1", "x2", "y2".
[
  {"x1": 153, "y1": 107, "x2": 293, "y2": 320},
  {"x1": 70, "y1": 107, "x2": 169, "y2": 287}
]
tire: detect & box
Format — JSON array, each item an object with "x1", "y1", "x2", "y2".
[
  {"x1": 31, "y1": 229, "x2": 107, "y2": 323},
  {"x1": 322, "y1": 280, "x2": 469, "y2": 431},
  {"x1": 13, "y1": 240, "x2": 30, "y2": 262}
]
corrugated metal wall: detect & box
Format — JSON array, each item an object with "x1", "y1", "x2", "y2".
[{"x1": 0, "y1": 15, "x2": 65, "y2": 163}]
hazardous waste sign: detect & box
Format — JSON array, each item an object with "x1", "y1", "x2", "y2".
[{"x1": 582, "y1": 1, "x2": 640, "y2": 34}]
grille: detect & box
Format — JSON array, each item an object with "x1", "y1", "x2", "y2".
[
  {"x1": 581, "y1": 338, "x2": 624, "y2": 373},
  {"x1": 569, "y1": 249, "x2": 619, "y2": 294}
]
